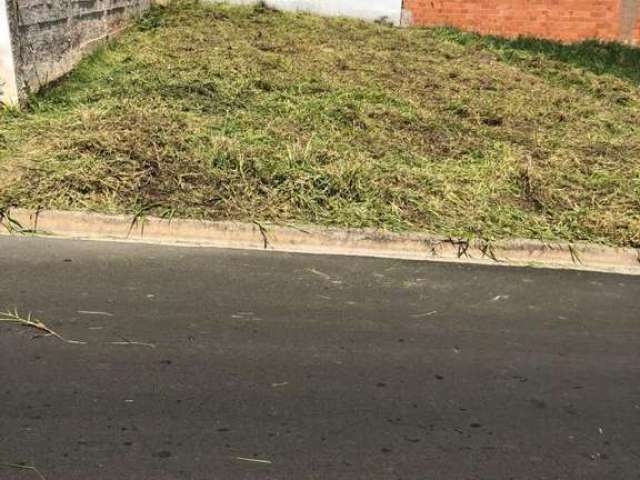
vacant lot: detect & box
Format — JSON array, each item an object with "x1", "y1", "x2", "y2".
[{"x1": 1, "y1": 1, "x2": 639, "y2": 246}]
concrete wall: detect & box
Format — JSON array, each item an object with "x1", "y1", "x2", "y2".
[
  {"x1": 403, "y1": 0, "x2": 640, "y2": 44},
  {"x1": 225, "y1": 0, "x2": 403, "y2": 24},
  {"x1": 0, "y1": 0, "x2": 150, "y2": 104}
]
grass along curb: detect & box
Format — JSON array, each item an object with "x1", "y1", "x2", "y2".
[{"x1": 2, "y1": 209, "x2": 639, "y2": 275}]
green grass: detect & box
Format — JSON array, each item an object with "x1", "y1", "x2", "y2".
[
  {"x1": 435, "y1": 28, "x2": 640, "y2": 85},
  {"x1": 1, "y1": 1, "x2": 639, "y2": 246}
]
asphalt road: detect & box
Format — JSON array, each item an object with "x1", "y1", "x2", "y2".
[{"x1": 1, "y1": 236, "x2": 639, "y2": 480}]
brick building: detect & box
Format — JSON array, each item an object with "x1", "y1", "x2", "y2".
[{"x1": 402, "y1": 0, "x2": 640, "y2": 44}]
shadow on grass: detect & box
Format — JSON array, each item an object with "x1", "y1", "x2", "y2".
[{"x1": 433, "y1": 28, "x2": 640, "y2": 84}]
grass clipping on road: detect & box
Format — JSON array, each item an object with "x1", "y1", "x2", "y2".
[{"x1": 1, "y1": 1, "x2": 639, "y2": 247}]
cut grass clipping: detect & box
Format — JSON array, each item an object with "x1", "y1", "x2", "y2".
[
  {"x1": 0, "y1": 463, "x2": 46, "y2": 480},
  {"x1": 0, "y1": 308, "x2": 156, "y2": 347},
  {"x1": 0, "y1": 1, "x2": 639, "y2": 247},
  {"x1": 0, "y1": 308, "x2": 86, "y2": 344}
]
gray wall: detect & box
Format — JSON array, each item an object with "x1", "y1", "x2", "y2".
[{"x1": 2, "y1": 0, "x2": 149, "y2": 103}]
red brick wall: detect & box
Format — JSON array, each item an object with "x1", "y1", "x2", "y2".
[{"x1": 403, "y1": 0, "x2": 640, "y2": 44}]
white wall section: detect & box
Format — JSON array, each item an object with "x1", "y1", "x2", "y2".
[
  {"x1": 225, "y1": 0, "x2": 403, "y2": 24},
  {"x1": 0, "y1": 0, "x2": 18, "y2": 105}
]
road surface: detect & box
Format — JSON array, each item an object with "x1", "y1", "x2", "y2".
[{"x1": 1, "y1": 236, "x2": 639, "y2": 479}]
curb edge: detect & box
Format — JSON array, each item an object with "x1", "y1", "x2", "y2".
[{"x1": 2, "y1": 208, "x2": 639, "y2": 275}]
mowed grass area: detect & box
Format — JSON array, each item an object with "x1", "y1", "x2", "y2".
[{"x1": 1, "y1": 1, "x2": 639, "y2": 246}]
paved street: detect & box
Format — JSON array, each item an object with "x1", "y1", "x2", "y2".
[{"x1": 1, "y1": 236, "x2": 639, "y2": 479}]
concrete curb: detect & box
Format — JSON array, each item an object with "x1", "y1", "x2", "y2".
[{"x1": 1, "y1": 208, "x2": 639, "y2": 275}]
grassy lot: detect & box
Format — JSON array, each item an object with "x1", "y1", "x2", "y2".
[{"x1": 1, "y1": 1, "x2": 639, "y2": 246}]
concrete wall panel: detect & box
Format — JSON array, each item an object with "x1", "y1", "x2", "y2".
[
  {"x1": 2, "y1": 0, "x2": 150, "y2": 103},
  {"x1": 224, "y1": 0, "x2": 403, "y2": 24}
]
